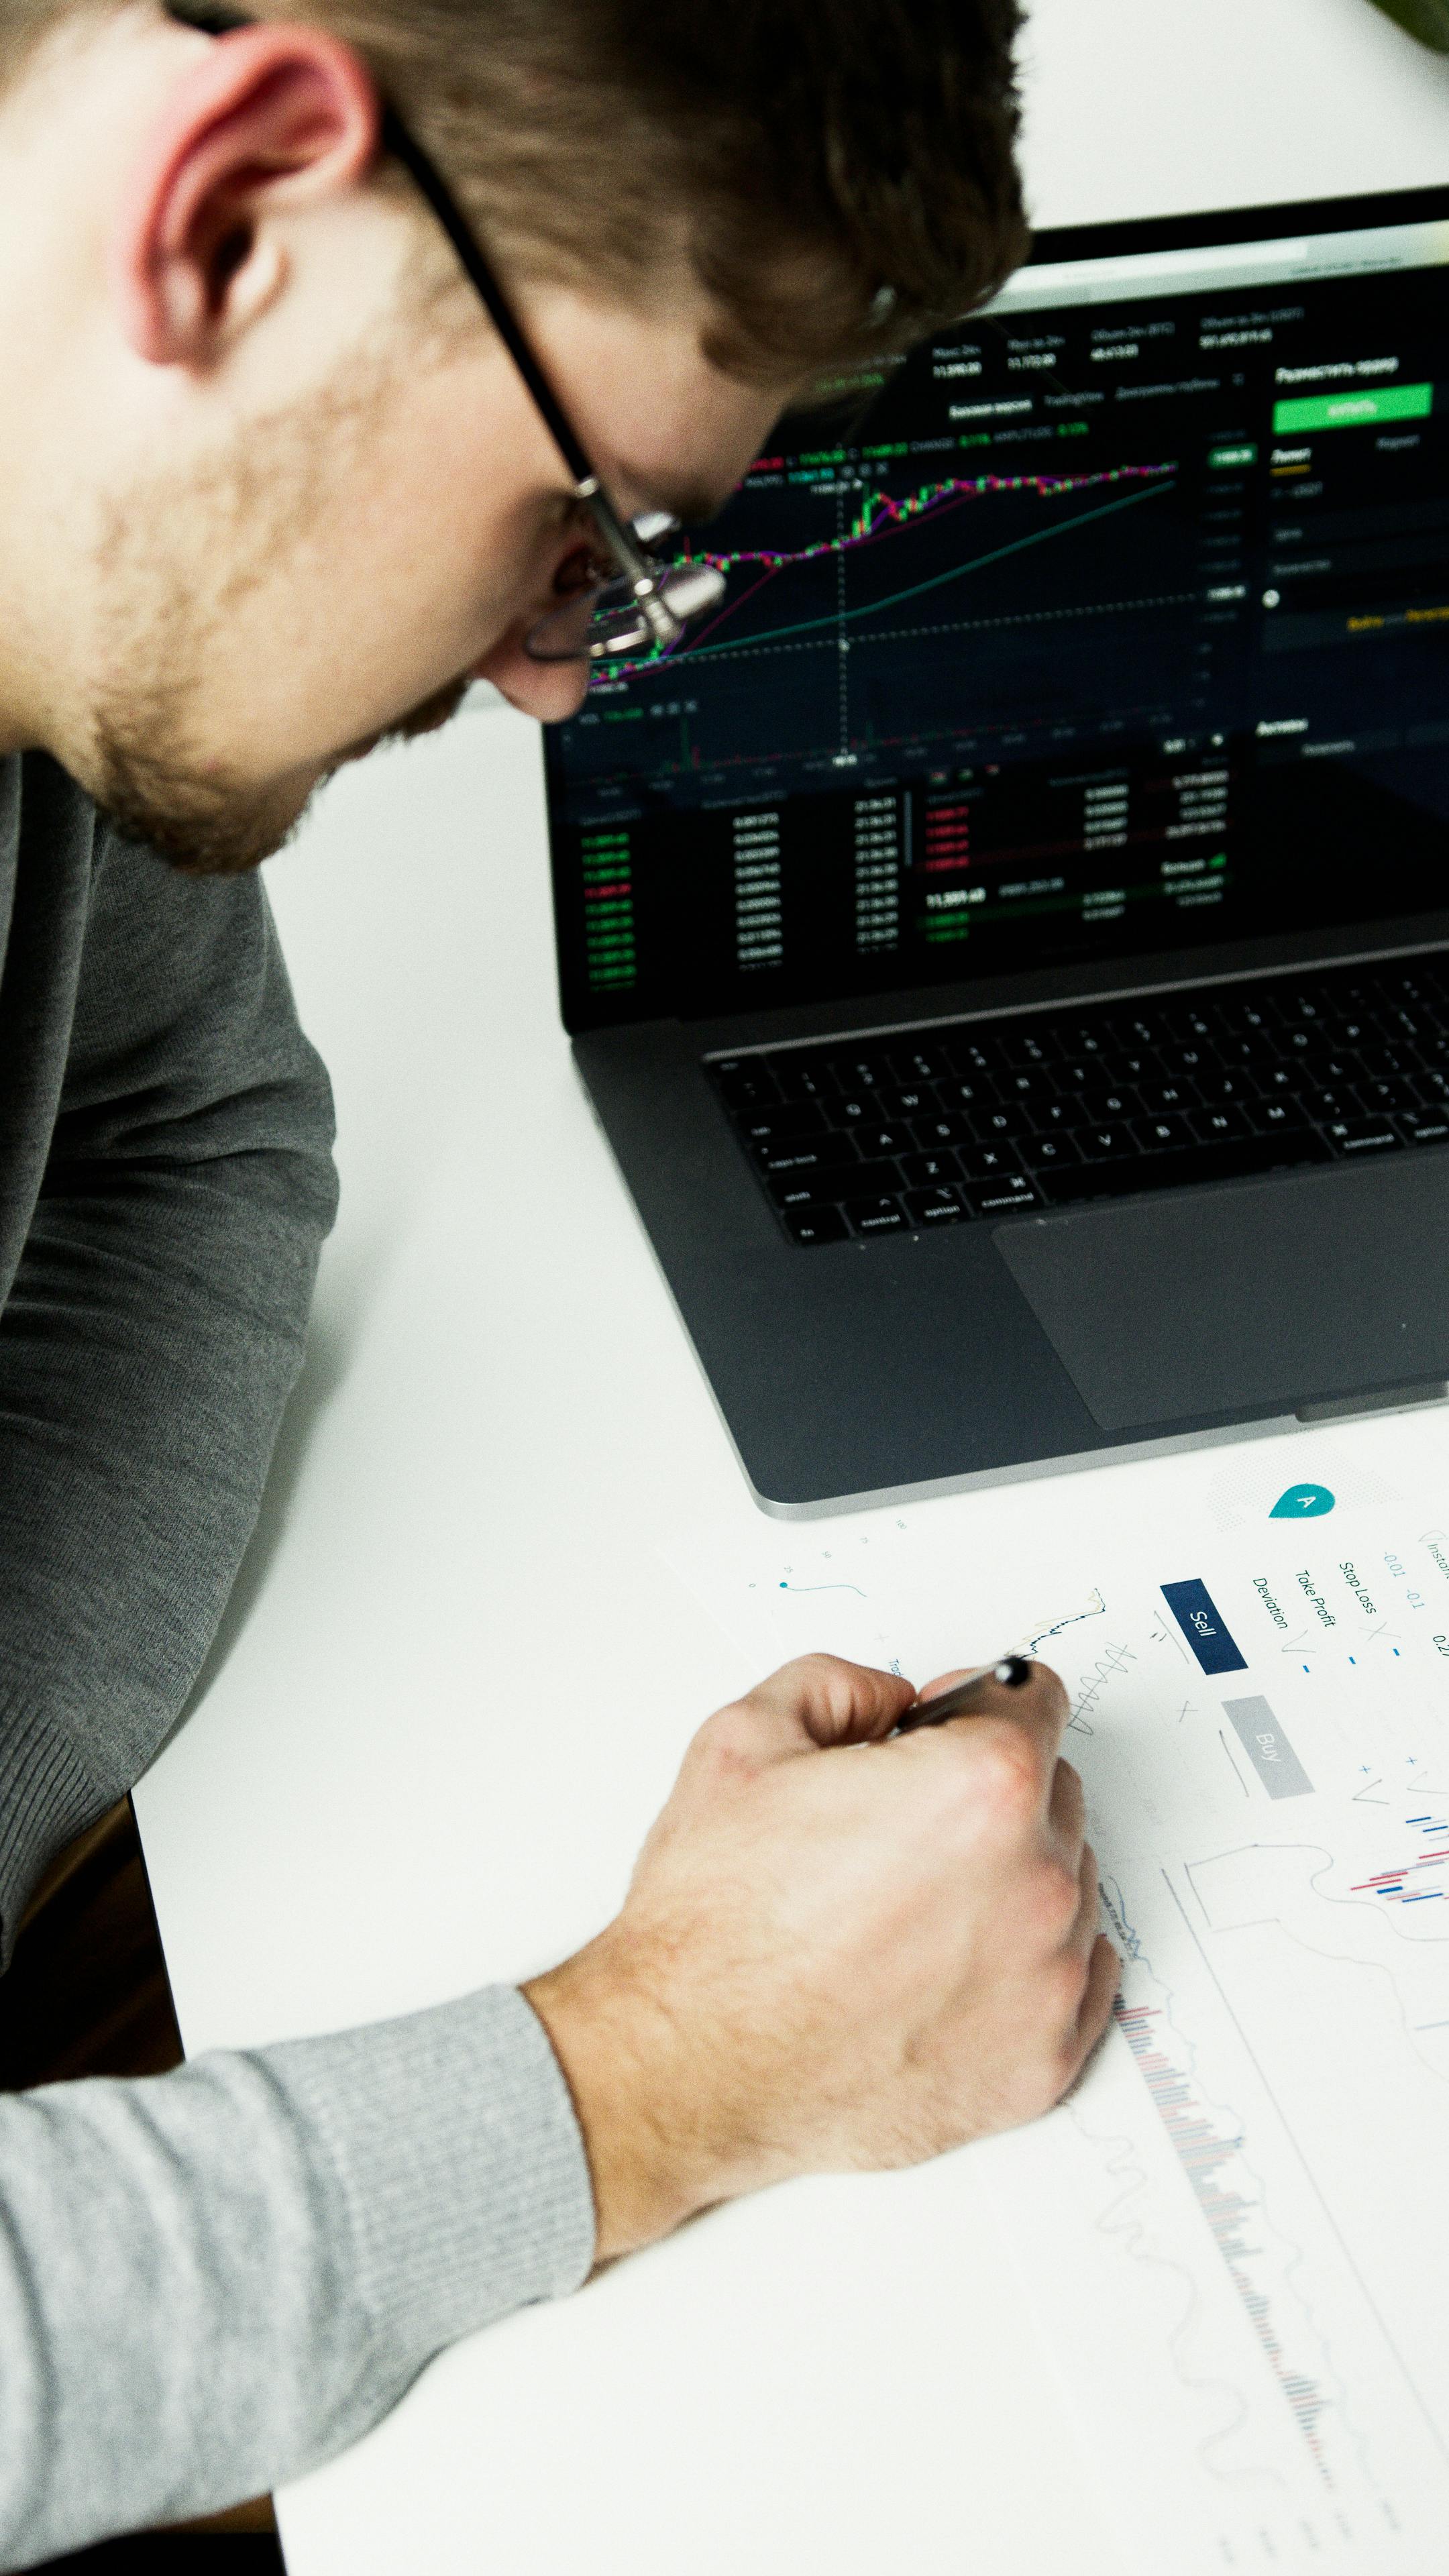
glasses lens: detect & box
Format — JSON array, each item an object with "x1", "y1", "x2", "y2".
[{"x1": 525, "y1": 558, "x2": 727, "y2": 665}]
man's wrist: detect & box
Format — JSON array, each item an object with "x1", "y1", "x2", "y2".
[{"x1": 523, "y1": 1935, "x2": 717, "y2": 2263}]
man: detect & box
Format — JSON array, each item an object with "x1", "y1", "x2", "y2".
[{"x1": 0, "y1": 0, "x2": 1118, "y2": 2561}]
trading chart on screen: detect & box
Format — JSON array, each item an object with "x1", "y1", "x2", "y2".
[{"x1": 547, "y1": 199, "x2": 1449, "y2": 1027}]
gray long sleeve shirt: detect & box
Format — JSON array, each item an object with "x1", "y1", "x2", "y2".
[{"x1": 0, "y1": 755, "x2": 596, "y2": 2567}]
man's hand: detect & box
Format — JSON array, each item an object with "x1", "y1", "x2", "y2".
[{"x1": 523, "y1": 1654, "x2": 1118, "y2": 2262}]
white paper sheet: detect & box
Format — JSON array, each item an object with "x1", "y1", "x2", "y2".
[{"x1": 667, "y1": 1421, "x2": 1449, "y2": 2572}]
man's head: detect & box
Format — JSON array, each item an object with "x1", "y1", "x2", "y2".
[{"x1": 0, "y1": 0, "x2": 1026, "y2": 869}]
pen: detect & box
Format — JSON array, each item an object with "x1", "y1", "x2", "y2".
[{"x1": 894, "y1": 1654, "x2": 1034, "y2": 1733}]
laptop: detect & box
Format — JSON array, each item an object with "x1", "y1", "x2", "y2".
[{"x1": 543, "y1": 185, "x2": 1449, "y2": 1514}]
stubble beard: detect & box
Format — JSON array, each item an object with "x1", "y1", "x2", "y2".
[{"x1": 85, "y1": 343, "x2": 473, "y2": 876}]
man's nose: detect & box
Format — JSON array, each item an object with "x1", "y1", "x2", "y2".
[{"x1": 470, "y1": 639, "x2": 590, "y2": 722}]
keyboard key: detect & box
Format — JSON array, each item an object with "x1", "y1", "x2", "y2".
[
  {"x1": 1136, "y1": 1078, "x2": 1198, "y2": 1115},
  {"x1": 782, "y1": 1204, "x2": 849, "y2": 1246},
  {"x1": 1355, "y1": 1044, "x2": 1413, "y2": 1080},
  {"x1": 938, "y1": 1075, "x2": 1002, "y2": 1114},
  {"x1": 1000, "y1": 1067, "x2": 1059, "y2": 1104},
  {"x1": 1026, "y1": 1097, "x2": 1077, "y2": 1134},
  {"x1": 1187, "y1": 1104, "x2": 1252, "y2": 1145},
  {"x1": 767, "y1": 1167, "x2": 859, "y2": 1208},
  {"x1": 857, "y1": 1124, "x2": 915, "y2": 1159},
  {"x1": 1195, "y1": 1069, "x2": 1259, "y2": 1104},
  {"x1": 828, "y1": 1053, "x2": 890, "y2": 1094},
  {"x1": 827, "y1": 1157, "x2": 905, "y2": 1196},
  {"x1": 1056, "y1": 1057, "x2": 1100, "y2": 1092},
  {"x1": 876, "y1": 1084, "x2": 941, "y2": 1121},
  {"x1": 1137, "y1": 1112, "x2": 1195, "y2": 1152},
  {"x1": 1326, "y1": 1119, "x2": 1402, "y2": 1157},
  {"x1": 1305, "y1": 1085, "x2": 1362, "y2": 1124},
  {"x1": 765, "y1": 1155, "x2": 898, "y2": 1203},
  {"x1": 965, "y1": 1175, "x2": 1040, "y2": 1216},
  {"x1": 770, "y1": 1057, "x2": 832, "y2": 1103},
  {"x1": 901, "y1": 1148, "x2": 964, "y2": 1186},
  {"x1": 1076, "y1": 1087, "x2": 1140, "y2": 1125},
  {"x1": 1021, "y1": 1132, "x2": 1081, "y2": 1171},
  {"x1": 904, "y1": 1187, "x2": 968, "y2": 1226},
  {"x1": 977, "y1": 1102, "x2": 1034, "y2": 1141},
  {"x1": 997, "y1": 1029, "x2": 1057, "y2": 1068},
  {"x1": 939, "y1": 1033, "x2": 996, "y2": 1077},
  {"x1": 739, "y1": 1101, "x2": 828, "y2": 1145},
  {"x1": 1248, "y1": 1101, "x2": 1313, "y2": 1140},
  {"x1": 843, "y1": 1195, "x2": 909, "y2": 1236},
  {"x1": 751, "y1": 1133, "x2": 861, "y2": 1177},
  {"x1": 1101, "y1": 1051, "x2": 1156, "y2": 1086},
  {"x1": 885, "y1": 1042, "x2": 948, "y2": 1085},
  {"x1": 957, "y1": 1143, "x2": 1024, "y2": 1185},
  {"x1": 715, "y1": 1059, "x2": 779, "y2": 1110},
  {"x1": 912, "y1": 1112, "x2": 975, "y2": 1149},
  {"x1": 1399, "y1": 1112, "x2": 1449, "y2": 1146},
  {"x1": 1357, "y1": 1077, "x2": 1421, "y2": 1118},
  {"x1": 1077, "y1": 1124, "x2": 1136, "y2": 1160},
  {"x1": 1307, "y1": 1053, "x2": 1366, "y2": 1088}
]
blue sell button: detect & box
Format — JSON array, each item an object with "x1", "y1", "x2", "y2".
[{"x1": 1161, "y1": 1578, "x2": 1248, "y2": 1675}]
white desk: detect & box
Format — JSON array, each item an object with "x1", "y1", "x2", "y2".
[{"x1": 131, "y1": 5, "x2": 1449, "y2": 2568}]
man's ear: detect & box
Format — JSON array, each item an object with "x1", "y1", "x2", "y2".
[{"x1": 111, "y1": 22, "x2": 380, "y2": 366}]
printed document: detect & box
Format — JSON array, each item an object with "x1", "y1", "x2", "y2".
[{"x1": 671, "y1": 1421, "x2": 1449, "y2": 2573}]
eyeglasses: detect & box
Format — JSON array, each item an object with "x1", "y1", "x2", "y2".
[{"x1": 166, "y1": 7, "x2": 727, "y2": 665}]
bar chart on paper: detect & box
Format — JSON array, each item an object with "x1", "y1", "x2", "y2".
[{"x1": 669, "y1": 1429, "x2": 1449, "y2": 2572}]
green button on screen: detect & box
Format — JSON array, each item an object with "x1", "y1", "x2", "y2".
[{"x1": 1273, "y1": 382, "x2": 1433, "y2": 435}]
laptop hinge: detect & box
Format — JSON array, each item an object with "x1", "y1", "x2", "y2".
[{"x1": 1296, "y1": 1381, "x2": 1449, "y2": 1426}]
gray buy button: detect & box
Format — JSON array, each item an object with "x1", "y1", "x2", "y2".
[{"x1": 1222, "y1": 1695, "x2": 1313, "y2": 1799}]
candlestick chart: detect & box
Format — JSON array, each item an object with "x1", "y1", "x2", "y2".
[{"x1": 564, "y1": 451, "x2": 1196, "y2": 803}]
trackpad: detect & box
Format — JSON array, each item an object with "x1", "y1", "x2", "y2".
[{"x1": 994, "y1": 1156, "x2": 1449, "y2": 1433}]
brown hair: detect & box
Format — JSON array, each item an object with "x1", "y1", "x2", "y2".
[{"x1": 7, "y1": 0, "x2": 1028, "y2": 376}]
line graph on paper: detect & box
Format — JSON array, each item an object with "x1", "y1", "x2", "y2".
[
  {"x1": 735, "y1": 1523, "x2": 1117, "y2": 1703},
  {"x1": 1025, "y1": 1590, "x2": 1108, "y2": 1654},
  {"x1": 992, "y1": 1855, "x2": 1423, "y2": 2573}
]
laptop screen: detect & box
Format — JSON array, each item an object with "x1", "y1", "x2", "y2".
[{"x1": 545, "y1": 188, "x2": 1449, "y2": 1033}]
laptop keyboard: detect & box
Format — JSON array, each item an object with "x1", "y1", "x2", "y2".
[{"x1": 710, "y1": 954, "x2": 1449, "y2": 1248}]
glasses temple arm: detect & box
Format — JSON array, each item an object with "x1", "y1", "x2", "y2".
[
  {"x1": 163, "y1": 5, "x2": 606, "y2": 506},
  {"x1": 376, "y1": 109, "x2": 602, "y2": 502}
]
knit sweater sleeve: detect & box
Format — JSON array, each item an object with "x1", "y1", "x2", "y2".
[
  {"x1": 0, "y1": 1985, "x2": 595, "y2": 2569},
  {"x1": 0, "y1": 818, "x2": 339, "y2": 1936},
  {"x1": 0, "y1": 794, "x2": 597, "y2": 2565}
]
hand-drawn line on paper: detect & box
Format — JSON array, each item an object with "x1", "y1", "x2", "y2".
[
  {"x1": 777, "y1": 1580, "x2": 866, "y2": 1597},
  {"x1": 1069, "y1": 1639, "x2": 1138, "y2": 1734},
  {"x1": 1025, "y1": 1590, "x2": 1107, "y2": 1654},
  {"x1": 1220, "y1": 1731, "x2": 1251, "y2": 1798}
]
